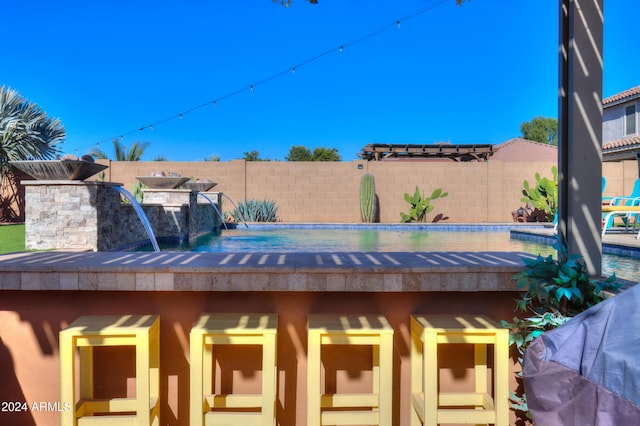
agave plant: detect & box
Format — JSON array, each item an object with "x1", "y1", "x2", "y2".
[
  {"x1": 0, "y1": 86, "x2": 66, "y2": 175},
  {"x1": 230, "y1": 199, "x2": 279, "y2": 222}
]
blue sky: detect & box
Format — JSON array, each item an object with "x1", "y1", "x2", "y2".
[{"x1": 3, "y1": 0, "x2": 639, "y2": 161}]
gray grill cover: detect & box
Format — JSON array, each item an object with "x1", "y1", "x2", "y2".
[{"x1": 523, "y1": 284, "x2": 640, "y2": 424}]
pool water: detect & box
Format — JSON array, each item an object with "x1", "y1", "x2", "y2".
[
  {"x1": 186, "y1": 228, "x2": 552, "y2": 253},
  {"x1": 157, "y1": 227, "x2": 640, "y2": 281}
]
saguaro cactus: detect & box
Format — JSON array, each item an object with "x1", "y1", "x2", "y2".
[{"x1": 360, "y1": 173, "x2": 377, "y2": 223}]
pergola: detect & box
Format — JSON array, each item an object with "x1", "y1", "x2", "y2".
[
  {"x1": 357, "y1": 143, "x2": 494, "y2": 162},
  {"x1": 558, "y1": 0, "x2": 603, "y2": 276}
]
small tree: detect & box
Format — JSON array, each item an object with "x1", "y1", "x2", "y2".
[
  {"x1": 242, "y1": 150, "x2": 270, "y2": 161},
  {"x1": 286, "y1": 145, "x2": 313, "y2": 161},
  {"x1": 89, "y1": 139, "x2": 149, "y2": 161},
  {"x1": 0, "y1": 86, "x2": 66, "y2": 175},
  {"x1": 520, "y1": 116, "x2": 558, "y2": 145},
  {"x1": 286, "y1": 145, "x2": 341, "y2": 161},
  {"x1": 312, "y1": 146, "x2": 341, "y2": 161}
]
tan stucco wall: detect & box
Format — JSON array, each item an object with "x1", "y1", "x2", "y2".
[
  {"x1": 3, "y1": 159, "x2": 638, "y2": 223},
  {"x1": 0, "y1": 290, "x2": 523, "y2": 426}
]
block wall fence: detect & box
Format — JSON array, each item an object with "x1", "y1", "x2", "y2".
[
  {"x1": 3, "y1": 159, "x2": 637, "y2": 223},
  {"x1": 96, "y1": 159, "x2": 637, "y2": 223}
]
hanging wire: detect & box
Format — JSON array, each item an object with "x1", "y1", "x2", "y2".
[{"x1": 93, "y1": 0, "x2": 448, "y2": 147}]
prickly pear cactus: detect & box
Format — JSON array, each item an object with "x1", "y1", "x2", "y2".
[{"x1": 360, "y1": 173, "x2": 376, "y2": 223}]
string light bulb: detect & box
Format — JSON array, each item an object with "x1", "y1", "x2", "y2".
[
  {"x1": 150, "y1": 125, "x2": 154, "y2": 131},
  {"x1": 179, "y1": 113, "x2": 183, "y2": 120},
  {"x1": 250, "y1": 85, "x2": 254, "y2": 92},
  {"x1": 339, "y1": 45, "x2": 344, "y2": 52},
  {"x1": 396, "y1": 20, "x2": 401, "y2": 28},
  {"x1": 291, "y1": 67, "x2": 296, "y2": 74}
]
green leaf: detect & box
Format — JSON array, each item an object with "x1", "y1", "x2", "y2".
[{"x1": 530, "y1": 330, "x2": 545, "y2": 339}]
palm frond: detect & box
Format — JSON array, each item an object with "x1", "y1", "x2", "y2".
[{"x1": 0, "y1": 86, "x2": 65, "y2": 174}]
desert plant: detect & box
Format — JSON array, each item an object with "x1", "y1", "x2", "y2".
[
  {"x1": 359, "y1": 173, "x2": 376, "y2": 223},
  {"x1": 133, "y1": 182, "x2": 145, "y2": 204},
  {"x1": 400, "y1": 186, "x2": 448, "y2": 223},
  {"x1": 521, "y1": 166, "x2": 557, "y2": 221},
  {"x1": 230, "y1": 199, "x2": 279, "y2": 222},
  {"x1": 501, "y1": 236, "x2": 620, "y2": 419},
  {"x1": 0, "y1": 86, "x2": 66, "y2": 176},
  {"x1": 89, "y1": 138, "x2": 149, "y2": 161}
]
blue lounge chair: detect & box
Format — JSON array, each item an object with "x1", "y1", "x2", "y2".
[{"x1": 603, "y1": 177, "x2": 640, "y2": 232}]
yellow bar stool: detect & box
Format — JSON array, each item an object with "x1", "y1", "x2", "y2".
[
  {"x1": 59, "y1": 315, "x2": 160, "y2": 426},
  {"x1": 307, "y1": 314, "x2": 394, "y2": 426},
  {"x1": 190, "y1": 313, "x2": 278, "y2": 426},
  {"x1": 410, "y1": 315, "x2": 509, "y2": 426}
]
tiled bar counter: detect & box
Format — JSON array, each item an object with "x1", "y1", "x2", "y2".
[{"x1": 0, "y1": 250, "x2": 528, "y2": 425}]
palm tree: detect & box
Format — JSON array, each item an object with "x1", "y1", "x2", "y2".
[
  {"x1": 0, "y1": 86, "x2": 66, "y2": 175},
  {"x1": 90, "y1": 138, "x2": 149, "y2": 161}
]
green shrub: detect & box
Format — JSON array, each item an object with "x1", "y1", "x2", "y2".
[
  {"x1": 400, "y1": 186, "x2": 448, "y2": 223},
  {"x1": 230, "y1": 199, "x2": 279, "y2": 222},
  {"x1": 520, "y1": 166, "x2": 557, "y2": 221},
  {"x1": 501, "y1": 236, "x2": 620, "y2": 419}
]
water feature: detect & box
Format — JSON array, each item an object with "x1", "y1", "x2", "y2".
[
  {"x1": 220, "y1": 193, "x2": 249, "y2": 228},
  {"x1": 112, "y1": 186, "x2": 160, "y2": 252},
  {"x1": 197, "y1": 192, "x2": 228, "y2": 230}
]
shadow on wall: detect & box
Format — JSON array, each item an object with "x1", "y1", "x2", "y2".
[
  {"x1": 0, "y1": 290, "x2": 523, "y2": 425},
  {"x1": 0, "y1": 170, "x2": 31, "y2": 223},
  {"x1": 0, "y1": 338, "x2": 36, "y2": 426}
]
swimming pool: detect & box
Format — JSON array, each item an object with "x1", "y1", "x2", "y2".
[{"x1": 147, "y1": 224, "x2": 640, "y2": 281}]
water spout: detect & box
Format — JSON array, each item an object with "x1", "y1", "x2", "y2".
[
  {"x1": 197, "y1": 192, "x2": 228, "y2": 230},
  {"x1": 220, "y1": 193, "x2": 249, "y2": 228},
  {"x1": 111, "y1": 186, "x2": 160, "y2": 252}
]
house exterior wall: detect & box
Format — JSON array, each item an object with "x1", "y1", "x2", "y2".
[{"x1": 603, "y1": 100, "x2": 639, "y2": 143}]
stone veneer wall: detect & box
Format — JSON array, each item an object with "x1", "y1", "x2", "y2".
[{"x1": 23, "y1": 181, "x2": 220, "y2": 251}]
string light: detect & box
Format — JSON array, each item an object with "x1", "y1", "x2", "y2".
[{"x1": 92, "y1": 0, "x2": 447, "y2": 147}]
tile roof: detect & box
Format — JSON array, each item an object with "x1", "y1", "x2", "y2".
[
  {"x1": 603, "y1": 85, "x2": 640, "y2": 105},
  {"x1": 491, "y1": 138, "x2": 557, "y2": 162},
  {"x1": 602, "y1": 135, "x2": 640, "y2": 150}
]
